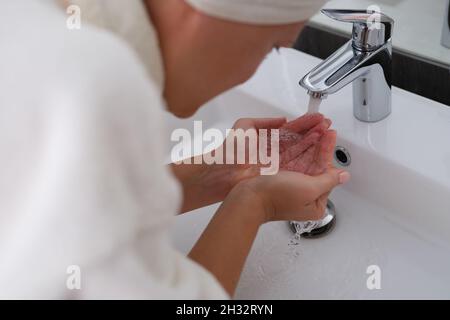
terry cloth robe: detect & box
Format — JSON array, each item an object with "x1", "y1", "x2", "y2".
[{"x1": 0, "y1": 0, "x2": 228, "y2": 299}]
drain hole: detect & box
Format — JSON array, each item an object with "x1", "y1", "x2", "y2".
[
  {"x1": 335, "y1": 149, "x2": 348, "y2": 164},
  {"x1": 334, "y1": 147, "x2": 351, "y2": 167}
]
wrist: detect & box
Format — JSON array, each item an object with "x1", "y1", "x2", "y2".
[
  {"x1": 170, "y1": 156, "x2": 207, "y2": 185},
  {"x1": 227, "y1": 179, "x2": 274, "y2": 225}
]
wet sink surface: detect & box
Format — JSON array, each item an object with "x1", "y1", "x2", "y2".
[{"x1": 166, "y1": 49, "x2": 450, "y2": 299}]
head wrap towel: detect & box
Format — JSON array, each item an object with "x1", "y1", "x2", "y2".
[{"x1": 185, "y1": 0, "x2": 328, "y2": 25}]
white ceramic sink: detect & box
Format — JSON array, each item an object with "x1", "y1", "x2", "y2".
[{"x1": 165, "y1": 49, "x2": 450, "y2": 299}]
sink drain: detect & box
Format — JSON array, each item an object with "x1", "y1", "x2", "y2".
[
  {"x1": 334, "y1": 146, "x2": 351, "y2": 167},
  {"x1": 289, "y1": 200, "x2": 336, "y2": 238}
]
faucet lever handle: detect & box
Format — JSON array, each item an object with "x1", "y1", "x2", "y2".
[{"x1": 321, "y1": 9, "x2": 394, "y2": 51}]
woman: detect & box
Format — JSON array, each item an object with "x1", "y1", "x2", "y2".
[{"x1": 0, "y1": 0, "x2": 349, "y2": 298}]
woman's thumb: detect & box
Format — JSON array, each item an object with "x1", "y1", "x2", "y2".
[{"x1": 313, "y1": 168, "x2": 350, "y2": 195}]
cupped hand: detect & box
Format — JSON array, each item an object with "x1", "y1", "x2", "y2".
[
  {"x1": 220, "y1": 113, "x2": 348, "y2": 222},
  {"x1": 230, "y1": 113, "x2": 336, "y2": 178},
  {"x1": 174, "y1": 113, "x2": 342, "y2": 214},
  {"x1": 203, "y1": 113, "x2": 336, "y2": 195},
  {"x1": 278, "y1": 113, "x2": 336, "y2": 175},
  {"x1": 232, "y1": 167, "x2": 350, "y2": 223}
]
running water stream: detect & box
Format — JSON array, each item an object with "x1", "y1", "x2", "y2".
[{"x1": 307, "y1": 96, "x2": 322, "y2": 114}]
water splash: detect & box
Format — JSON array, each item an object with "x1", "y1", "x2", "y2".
[
  {"x1": 288, "y1": 220, "x2": 322, "y2": 247},
  {"x1": 293, "y1": 221, "x2": 322, "y2": 235}
]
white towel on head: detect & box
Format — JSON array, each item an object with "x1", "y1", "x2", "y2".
[{"x1": 185, "y1": 0, "x2": 327, "y2": 25}]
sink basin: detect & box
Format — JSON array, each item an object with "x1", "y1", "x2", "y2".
[{"x1": 165, "y1": 48, "x2": 450, "y2": 299}]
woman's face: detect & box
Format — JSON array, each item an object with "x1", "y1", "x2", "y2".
[{"x1": 150, "y1": 1, "x2": 305, "y2": 118}]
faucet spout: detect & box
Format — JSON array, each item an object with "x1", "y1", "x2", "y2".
[{"x1": 299, "y1": 9, "x2": 394, "y2": 123}]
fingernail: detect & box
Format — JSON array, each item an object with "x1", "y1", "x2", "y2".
[{"x1": 339, "y1": 171, "x2": 351, "y2": 184}]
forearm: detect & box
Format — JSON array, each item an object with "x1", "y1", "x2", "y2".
[
  {"x1": 170, "y1": 155, "x2": 239, "y2": 213},
  {"x1": 170, "y1": 156, "x2": 213, "y2": 213},
  {"x1": 188, "y1": 186, "x2": 266, "y2": 296}
]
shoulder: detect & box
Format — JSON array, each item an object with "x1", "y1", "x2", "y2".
[{"x1": 3, "y1": 1, "x2": 162, "y2": 110}]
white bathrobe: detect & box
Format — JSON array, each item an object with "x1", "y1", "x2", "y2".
[{"x1": 0, "y1": 0, "x2": 227, "y2": 299}]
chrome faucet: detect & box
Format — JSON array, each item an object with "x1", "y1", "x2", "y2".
[{"x1": 300, "y1": 9, "x2": 395, "y2": 122}]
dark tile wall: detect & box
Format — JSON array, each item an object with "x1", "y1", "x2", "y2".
[{"x1": 294, "y1": 26, "x2": 450, "y2": 106}]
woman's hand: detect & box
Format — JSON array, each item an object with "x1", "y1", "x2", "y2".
[
  {"x1": 278, "y1": 115, "x2": 336, "y2": 175},
  {"x1": 225, "y1": 114, "x2": 348, "y2": 223},
  {"x1": 172, "y1": 113, "x2": 335, "y2": 213},
  {"x1": 227, "y1": 113, "x2": 334, "y2": 177},
  {"x1": 234, "y1": 168, "x2": 350, "y2": 223}
]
